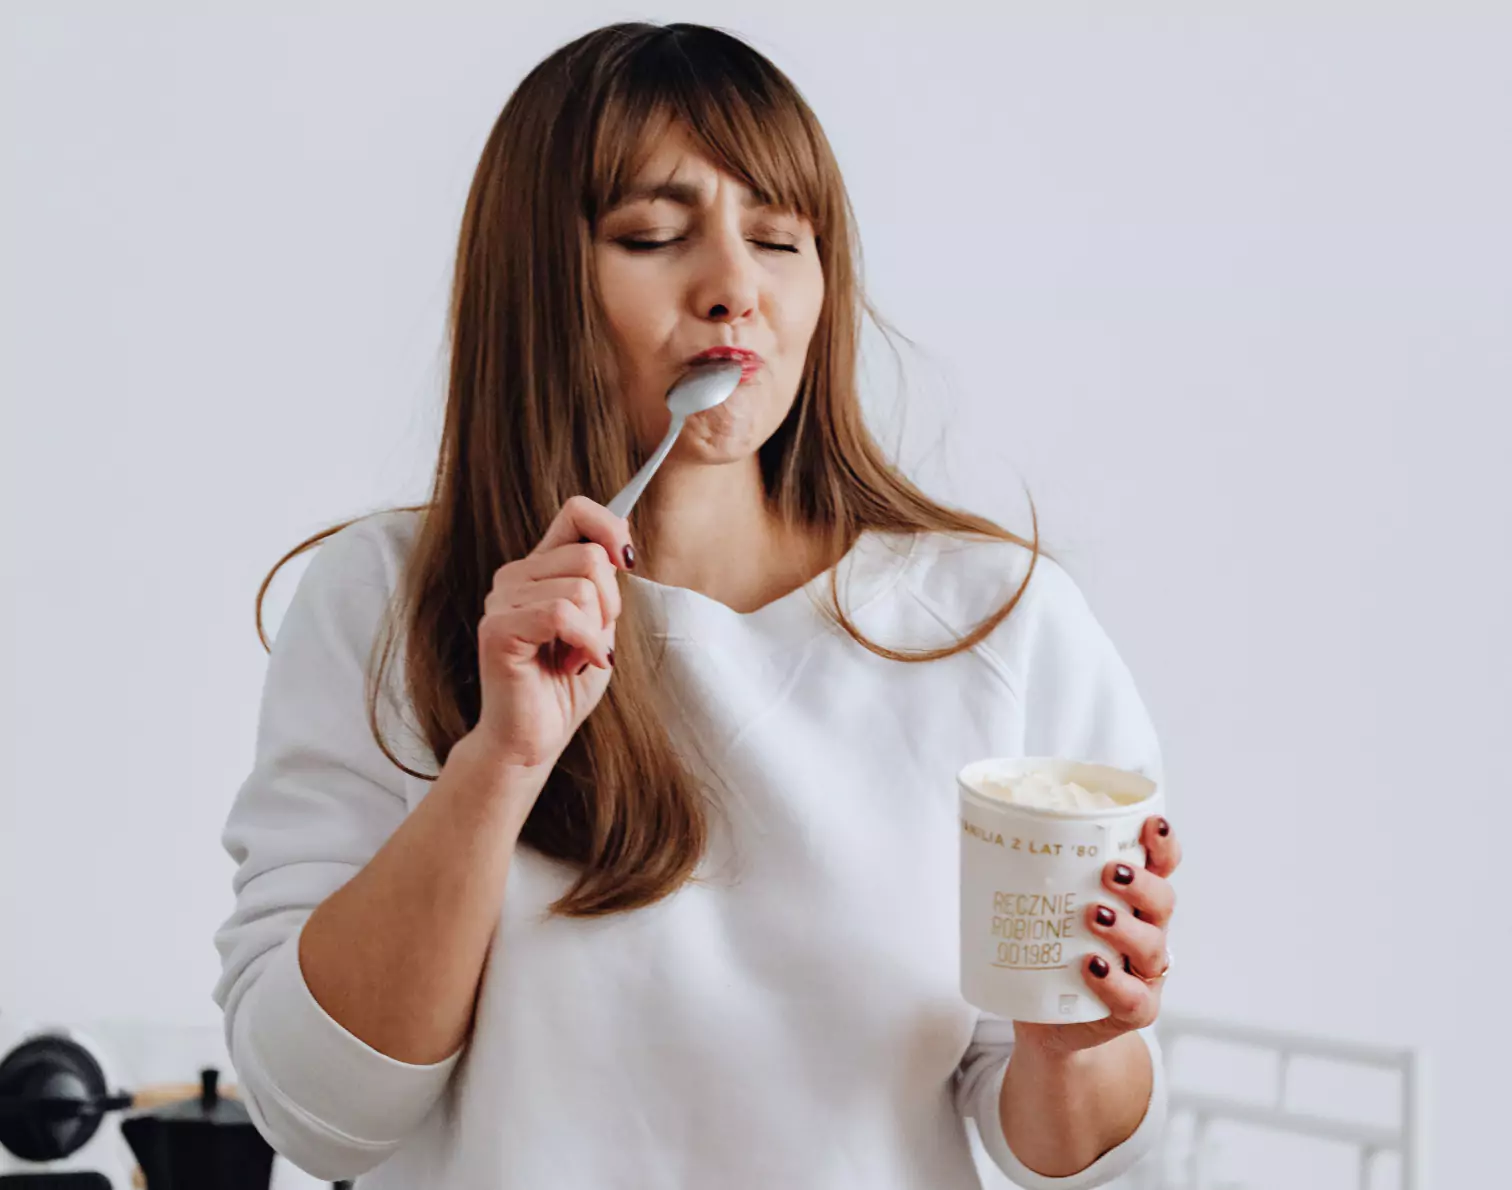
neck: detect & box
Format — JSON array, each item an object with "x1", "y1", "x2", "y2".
[{"x1": 640, "y1": 456, "x2": 835, "y2": 614}]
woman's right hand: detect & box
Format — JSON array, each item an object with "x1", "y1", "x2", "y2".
[{"x1": 468, "y1": 496, "x2": 635, "y2": 771}]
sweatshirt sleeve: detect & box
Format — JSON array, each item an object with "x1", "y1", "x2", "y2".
[
  {"x1": 956, "y1": 553, "x2": 1170, "y2": 1188},
  {"x1": 212, "y1": 516, "x2": 459, "y2": 1181}
]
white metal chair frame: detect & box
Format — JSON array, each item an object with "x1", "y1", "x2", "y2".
[{"x1": 1143, "y1": 1013, "x2": 1425, "y2": 1190}]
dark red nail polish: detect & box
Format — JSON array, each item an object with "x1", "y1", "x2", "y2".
[
  {"x1": 1089, "y1": 956, "x2": 1110, "y2": 979},
  {"x1": 607, "y1": 649, "x2": 615, "y2": 667},
  {"x1": 577, "y1": 663, "x2": 589, "y2": 676},
  {"x1": 1113, "y1": 864, "x2": 1135, "y2": 885},
  {"x1": 1095, "y1": 905, "x2": 1116, "y2": 927},
  {"x1": 1157, "y1": 817, "x2": 1171, "y2": 837},
  {"x1": 622, "y1": 544, "x2": 637, "y2": 570}
]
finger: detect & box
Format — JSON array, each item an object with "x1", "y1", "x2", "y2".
[
  {"x1": 1141, "y1": 815, "x2": 1181, "y2": 878},
  {"x1": 1087, "y1": 902, "x2": 1169, "y2": 981},
  {"x1": 508, "y1": 577, "x2": 611, "y2": 632},
  {"x1": 1082, "y1": 953, "x2": 1160, "y2": 1029},
  {"x1": 481, "y1": 600, "x2": 612, "y2": 670},
  {"x1": 1104, "y1": 860, "x2": 1176, "y2": 928},
  {"x1": 533, "y1": 496, "x2": 635, "y2": 571},
  {"x1": 512, "y1": 543, "x2": 623, "y2": 626},
  {"x1": 549, "y1": 614, "x2": 619, "y2": 677},
  {"x1": 507, "y1": 577, "x2": 610, "y2": 676}
]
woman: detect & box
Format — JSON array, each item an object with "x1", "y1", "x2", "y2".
[{"x1": 215, "y1": 21, "x2": 1181, "y2": 1190}]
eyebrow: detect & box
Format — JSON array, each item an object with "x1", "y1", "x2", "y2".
[{"x1": 613, "y1": 179, "x2": 773, "y2": 211}]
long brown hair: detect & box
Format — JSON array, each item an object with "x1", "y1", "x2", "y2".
[{"x1": 255, "y1": 22, "x2": 1042, "y2": 917}]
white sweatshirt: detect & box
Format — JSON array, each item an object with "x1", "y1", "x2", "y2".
[{"x1": 213, "y1": 510, "x2": 1168, "y2": 1190}]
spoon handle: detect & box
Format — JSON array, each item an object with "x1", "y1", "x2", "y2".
[{"x1": 606, "y1": 415, "x2": 685, "y2": 520}]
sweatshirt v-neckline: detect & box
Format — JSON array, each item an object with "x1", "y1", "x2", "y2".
[{"x1": 623, "y1": 531, "x2": 918, "y2": 642}]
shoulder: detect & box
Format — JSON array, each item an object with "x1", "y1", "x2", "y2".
[
  {"x1": 884, "y1": 531, "x2": 1136, "y2": 696},
  {"x1": 841, "y1": 529, "x2": 1106, "y2": 686},
  {"x1": 309, "y1": 507, "x2": 423, "y2": 587},
  {"x1": 270, "y1": 508, "x2": 424, "y2": 653},
  {"x1": 292, "y1": 508, "x2": 423, "y2": 605},
  {"x1": 864, "y1": 530, "x2": 1162, "y2": 776},
  {"x1": 890, "y1": 530, "x2": 1097, "y2": 648}
]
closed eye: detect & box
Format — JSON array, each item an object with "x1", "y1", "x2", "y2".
[
  {"x1": 615, "y1": 236, "x2": 800, "y2": 255},
  {"x1": 617, "y1": 237, "x2": 683, "y2": 252}
]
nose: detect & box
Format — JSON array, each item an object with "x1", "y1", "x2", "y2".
[{"x1": 689, "y1": 226, "x2": 759, "y2": 325}]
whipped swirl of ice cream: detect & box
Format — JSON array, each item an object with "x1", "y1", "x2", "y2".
[{"x1": 971, "y1": 769, "x2": 1120, "y2": 812}]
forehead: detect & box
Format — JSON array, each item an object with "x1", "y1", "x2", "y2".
[
  {"x1": 632, "y1": 123, "x2": 715, "y2": 178},
  {"x1": 596, "y1": 110, "x2": 816, "y2": 221},
  {"x1": 614, "y1": 127, "x2": 769, "y2": 209}
]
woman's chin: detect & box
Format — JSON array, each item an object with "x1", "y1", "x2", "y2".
[
  {"x1": 675, "y1": 427, "x2": 765, "y2": 465},
  {"x1": 677, "y1": 393, "x2": 778, "y2": 462}
]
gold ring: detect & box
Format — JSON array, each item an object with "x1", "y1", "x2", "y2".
[{"x1": 1132, "y1": 949, "x2": 1173, "y2": 984}]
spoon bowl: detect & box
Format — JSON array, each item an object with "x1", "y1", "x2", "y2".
[{"x1": 665, "y1": 361, "x2": 744, "y2": 418}]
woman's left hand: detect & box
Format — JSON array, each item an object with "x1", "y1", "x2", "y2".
[{"x1": 1014, "y1": 815, "x2": 1181, "y2": 1055}]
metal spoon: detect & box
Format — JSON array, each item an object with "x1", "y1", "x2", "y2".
[
  {"x1": 605, "y1": 361, "x2": 743, "y2": 519},
  {"x1": 551, "y1": 362, "x2": 743, "y2": 676}
]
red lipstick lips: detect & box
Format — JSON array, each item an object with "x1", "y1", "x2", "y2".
[{"x1": 686, "y1": 346, "x2": 762, "y2": 384}]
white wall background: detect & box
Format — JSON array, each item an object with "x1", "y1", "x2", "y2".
[{"x1": 3, "y1": 3, "x2": 1507, "y2": 1187}]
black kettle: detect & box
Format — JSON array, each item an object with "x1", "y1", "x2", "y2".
[
  {"x1": 0, "y1": 1032, "x2": 133, "y2": 1164},
  {"x1": 120, "y1": 1068, "x2": 274, "y2": 1190}
]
